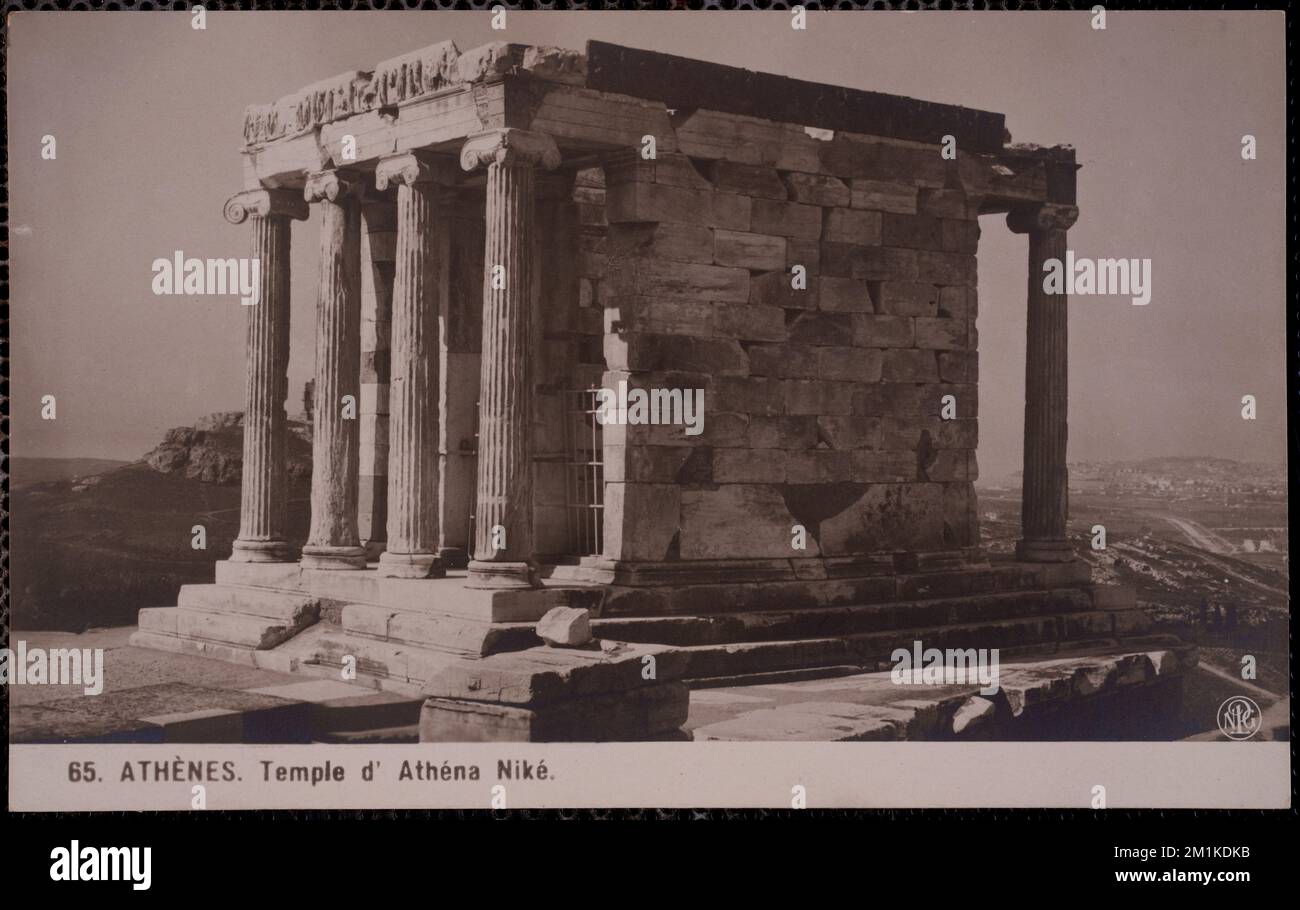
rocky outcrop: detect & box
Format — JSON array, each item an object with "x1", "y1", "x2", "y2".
[{"x1": 144, "y1": 411, "x2": 312, "y2": 485}]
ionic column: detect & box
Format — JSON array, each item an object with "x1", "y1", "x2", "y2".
[
  {"x1": 358, "y1": 201, "x2": 397, "y2": 559},
  {"x1": 374, "y1": 153, "x2": 452, "y2": 578},
  {"x1": 301, "y1": 171, "x2": 366, "y2": 569},
  {"x1": 460, "y1": 129, "x2": 560, "y2": 588},
  {"x1": 1008, "y1": 203, "x2": 1079, "y2": 563},
  {"x1": 224, "y1": 189, "x2": 308, "y2": 562}
]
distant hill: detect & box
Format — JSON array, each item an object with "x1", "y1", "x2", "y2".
[
  {"x1": 10, "y1": 413, "x2": 312, "y2": 631},
  {"x1": 9, "y1": 457, "x2": 131, "y2": 489}
]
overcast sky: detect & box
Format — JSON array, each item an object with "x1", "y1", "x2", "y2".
[{"x1": 7, "y1": 10, "x2": 1286, "y2": 481}]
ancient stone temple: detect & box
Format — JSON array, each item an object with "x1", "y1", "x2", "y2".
[{"x1": 132, "y1": 40, "x2": 1161, "y2": 741}]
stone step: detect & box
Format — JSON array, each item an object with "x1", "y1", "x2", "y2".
[
  {"x1": 177, "y1": 584, "x2": 320, "y2": 624},
  {"x1": 340, "y1": 603, "x2": 538, "y2": 657},
  {"x1": 306, "y1": 631, "x2": 460, "y2": 686},
  {"x1": 672, "y1": 612, "x2": 1126, "y2": 681},
  {"x1": 136, "y1": 607, "x2": 303, "y2": 650},
  {"x1": 591, "y1": 588, "x2": 1094, "y2": 647},
  {"x1": 599, "y1": 561, "x2": 1094, "y2": 617}
]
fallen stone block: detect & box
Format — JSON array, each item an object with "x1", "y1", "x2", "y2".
[{"x1": 537, "y1": 606, "x2": 593, "y2": 648}]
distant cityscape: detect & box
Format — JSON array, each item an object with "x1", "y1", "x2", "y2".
[{"x1": 982, "y1": 456, "x2": 1286, "y2": 497}]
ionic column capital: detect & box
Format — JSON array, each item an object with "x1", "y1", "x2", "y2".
[
  {"x1": 304, "y1": 170, "x2": 363, "y2": 204},
  {"x1": 460, "y1": 129, "x2": 561, "y2": 173},
  {"x1": 224, "y1": 188, "x2": 309, "y2": 225},
  {"x1": 375, "y1": 152, "x2": 457, "y2": 191},
  {"x1": 1006, "y1": 203, "x2": 1079, "y2": 234}
]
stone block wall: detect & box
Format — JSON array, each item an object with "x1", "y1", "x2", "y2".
[{"x1": 598, "y1": 135, "x2": 981, "y2": 565}]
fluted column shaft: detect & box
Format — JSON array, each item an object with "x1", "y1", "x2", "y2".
[
  {"x1": 225, "y1": 189, "x2": 308, "y2": 563},
  {"x1": 302, "y1": 172, "x2": 366, "y2": 569},
  {"x1": 1009, "y1": 204, "x2": 1078, "y2": 563},
  {"x1": 375, "y1": 153, "x2": 450, "y2": 578},
  {"x1": 460, "y1": 129, "x2": 560, "y2": 589}
]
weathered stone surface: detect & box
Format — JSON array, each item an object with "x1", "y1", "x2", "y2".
[
  {"x1": 710, "y1": 161, "x2": 788, "y2": 200},
  {"x1": 942, "y1": 481, "x2": 979, "y2": 547},
  {"x1": 882, "y1": 213, "x2": 943, "y2": 250},
  {"x1": 882, "y1": 349, "x2": 939, "y2": 382},
  {"x1": 823, "y1": 207, "x2": 883, "y2": 245},
  {"x1": 713, "y1": 229, "x2": 787, "y2": 270},
  {"x1": 714, "y1": 302, "x2": 786, "y2": 342},
  {"x1": 420, "y1": 681, "x2": 689, "y2": 742},
  {"x1": 604, "y1": 445, "x2": 703, "y2": 484},
  {"x1": 537, "y1": 606, "x2": 593, "y2": 647},
  {"x1": 606, "y1": 152, "x2": 713, "y2": 190},
  {"x1": 915, "y1": 316, "x2": 968, "y2": 350},
  {"x1": 783, "y1": 172, "x2": 850, "y2": 207},
  {"x1": 711, "y1": 376, "x2": 785, "y2": 415},
  {"x1": 607, "y1": 257, "x2": 751, "y2": 303},
  {"x1": 786, "y1": 310, "x2": 854, "y2": 345},
  {"x1": 937, "y1": 350, "x2": 978, "y2": 382},
  {"x1": 785, "y1": 379, "x2": 856, "y2": 416},
  {"x1": 937, "y1": 285, "x2": 974, "y2": 320},
  {"x1": 878, "y1": 281, "x2": 939, "y2": 317},
  {"x1": 916, "y1": 250, "x2": 975, "y2": 284},
  {"x1": 786, "y1": 449, "x2": 854, "y2": 483},
  {"x1": 680, "y1": 485, "x2": 810, "y2": 559},
  {"x1": 609, "y1": 222, "x2": 715, "y2": 264},
  {"x1": 750, "y1": 199, "x2": 823, "y2": 240},
  {"x1": 750, "y1": 269, "x2": 818, "y2": 310},
  {"x1": 819, "y1": 482, "x2": 943, "y2": 554},
  {"x1": 817, "y1": 276, "x2": 874, "y2": 312},
  {"x1": 822, "y1": 243, "x2": 917, "y2": 280},
  {"x1": 850, "y1": 179, "x2": 918, "y2": 214},
  {"x1": 748, "y1": 415, "x2": 819, "y2": 449},
  {"x1": 816, "y1": 415, "x2": 881, "y2": 450},
  {"x1": 851, "y1": 314, "x2": 914, "y2": 348},
  {"x1": 712, "y1": 193, "x2": 753, "y2": 231},
  {"x1": 941, "y1": 219, "x2": 980, "y2": 253},
  {"x1": 818, "y1": 346, "x2": 882, "y2": 383},
  {"x1": 918, "y1": 188, "x2": 973, "y2": 219},
  {"x1": 850, "y1": 450, "x2": 917, "y2": 483},
  {"x1": 787, "y1": 239, "x2": 821, "y2": 273},
  {"x1": 604, "y1": 296, "x2": 715, "y2": 337},
  {"x1": 747, "y1": 342, "x2": 819, "y2": 379},
  {"x1": 605, "y1": 332, "x2": 749, "y2": 375},
  {"x1": 606, "y1": 182, "x2": 729, "y2": 229},
  {"x1": 419, "y1": 642, "x2": 687, "y2": 705},
  {"x1": 603, "y1": 482, "x2": 681, "y2": 561},
  {"x1": 712, "y1": 448, "x2": 787, "y2": 483}
]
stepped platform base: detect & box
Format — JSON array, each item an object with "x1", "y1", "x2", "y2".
[
  {"x1": 688, "y1": 642, "x2": 1200, "y2": 741},
  {"x1": 127, "y1": 557, "x2": 1166, "y2": 741}
]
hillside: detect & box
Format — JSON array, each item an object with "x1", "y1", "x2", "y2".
[
  {"x1": 9, "y1": 457, "x2": 131, "y2": 489},
  {"x1": 10, "y1": 413, "x2": 312, "y2": 631}
]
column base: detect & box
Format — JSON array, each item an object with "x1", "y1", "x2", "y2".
[
  {"x1": 230, "y1": 539, "x2": 295, "y2": 563},
  {"x1": 300, "y1": 545, "x2": 368, "y2": 570},
  {"x1": 377, "y1": 551, "x2": 446, "y2": 579},
  {"x1": 466, "y1": 560, "x2": 540, "y2": 589},
  {"x1": 1016, "y1": 538, "x2": 1076, "y2": 563}
]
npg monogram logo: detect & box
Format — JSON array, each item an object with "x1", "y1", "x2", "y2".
[{"x1": 1216, "y1": 696, "x2": 1262, "y2": 741}]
